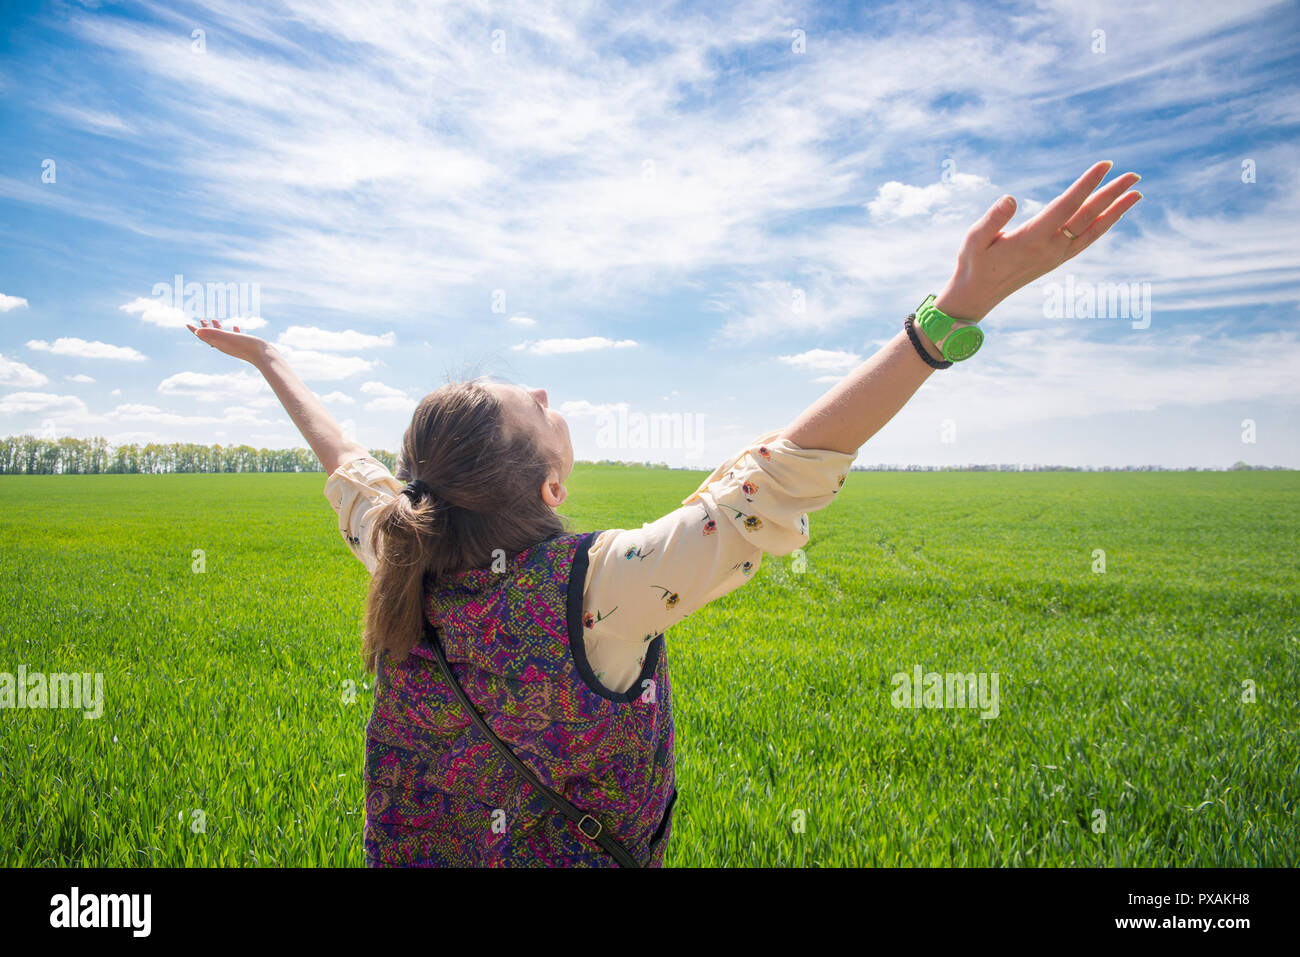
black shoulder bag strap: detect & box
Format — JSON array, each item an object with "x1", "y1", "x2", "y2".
[{"x1": 421, "y1": 617, "x2": 641, "y2": 868}]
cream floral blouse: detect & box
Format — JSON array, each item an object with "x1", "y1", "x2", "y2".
[{"x1": 324, "y1": 429, "x2": 857, "y2": 695}]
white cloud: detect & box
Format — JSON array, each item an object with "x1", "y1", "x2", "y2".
[
  {"x1": 909, "y1": 326, "x2": 1300, "y2": 432},
  {"x1": 65, "y1": 374, "x2": 96, "y2": 383},
  {"x1": 711, "y1": 278, "x2": 871, "y2": 341},
  {"x1": 0, "y1": 354, "x2": 48, "y2": 388},
  {"x1": 157, "y1": 369, "x2": 271, "y2": 402},
  {"x1": 120, "y1": 296, "x2": 188, "y2": 328},
  {"x1": 3, "y1": 0, "x2": 1295, "y2": 463},
  {"x1": 360, "y1": 380, "x2": 416, "y2": 412},
  {"x1": 222, "y1": 315, "x2": 267, "y2": 329},
  {"x1": 15, "y1": 0, "x2": 1285, "y2": 342},
  {"x1": 0, "y1": 293, "x2": 28, "y2": 312},
  {"x1": 13, "y1": 0, "x2": 1288, "y2": 334},
  {"x1": 273, "y1": 346, "x2": 378, "y2": 380},
  {"x1": 508, "y1": 315, "x2": 537, "y2": 327},
  {"x1": 364, "y1": 396, "x2": 416, "y2": 413},
  {"x1": 27, "y1": 337, "x2": 146, "y2": 361},
  {"x1": 0, "y1": 393, "x2": 279, "y2": 433},
  {"x1": 866, "y1": 172, "x2": 993, "y2": 222},
  {"x1": 558, "y1": 399, "x2": 629, "y2": 417},
  {"x1": 777, "y1": 349, "x2": 863, "y2": 374},
  {"x1": 320, "y1": 390, "x2": 355, "y2": 404},
  {"x1": 275, "y1": 325, "x2": 395, "y2": 351},
  {"x1": 49, "y1": 104, "x2": 136, "y2": 136},
  {"x1": 120, "y1": 296, "x2": 268, "y2": 329},
  {"x1": 111, "y1": 403, "x2": 275, "y2": 427},
  {"x1": 512, "y1": 337, "x2": 638, "y2": 355},
  {"x1": 222, "y1": 405, "x2": 276, "y2": 425},
  {"x1": 0, "y1": 392, "x2": 88, "y2": 416}
]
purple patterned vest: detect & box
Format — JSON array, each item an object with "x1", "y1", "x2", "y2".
[{"x1": 364, "y1": 530, "x2": 677, "y2": 867}]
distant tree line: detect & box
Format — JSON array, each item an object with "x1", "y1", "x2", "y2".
[
  {"x1": 0, "y1": 435, "x2": 397, "y2": 475},
  {"x1": 583, "y1": 459, "x2": 673, "y2": 469},
  {"x1": 850, "y1": 462, "x2": 1293, "y2": 472},
  {"x1": 1, "y1": 435, "x2": 1288, "y2": 475}
]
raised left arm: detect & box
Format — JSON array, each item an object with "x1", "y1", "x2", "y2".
[{"x1": 186, "y1": 319, "x2": 369, "y2": 474}]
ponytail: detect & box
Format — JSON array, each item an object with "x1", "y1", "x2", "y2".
[{"x1": 362, "y1": 490, "x2": 444, "y2": 670}]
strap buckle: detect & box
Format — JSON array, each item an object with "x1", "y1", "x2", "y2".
[{"x1": 577, "y1": 815, "x2": 602, "y2": 839}]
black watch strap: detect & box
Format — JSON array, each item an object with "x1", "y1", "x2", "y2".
[{"x1": 905, "y1": 313, "x2": 953, "y2": 369}]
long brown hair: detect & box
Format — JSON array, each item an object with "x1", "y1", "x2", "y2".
[{"x1": 362, "y1": 376, "x2": 568, "y2": 670}]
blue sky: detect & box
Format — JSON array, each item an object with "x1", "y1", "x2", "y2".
[{"x1": 1, "y1": 0, "x2": 1297, "y2": 468}]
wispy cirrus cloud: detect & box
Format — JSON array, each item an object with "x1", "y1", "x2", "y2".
[
  {"x1": 0, "y1": 0, "x2": 1296, "y2": 464},
  {"x1": 513, "y1": 337, "x2": 639, "y2": 356},
  {"x1": 558, "y1": 399, "x2": 630, "y2": 418},
  {"x1": 777, "y1": 349, "x2": 862, "y2": 374},
  {"x1": 27, "y1": 338, "x2": 146, "y2": 361}
]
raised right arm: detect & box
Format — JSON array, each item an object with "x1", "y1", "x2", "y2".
[{"x1": 782, "y1": 161, "x2": 1141, "y2": 454}]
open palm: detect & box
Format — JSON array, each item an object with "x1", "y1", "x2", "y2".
[
  {"x1": 186, "y1": 318, "x2": 271, "y2": 365},
  {"x1": 938, "y1": 161, "x2": 1143, "y2": 322}
]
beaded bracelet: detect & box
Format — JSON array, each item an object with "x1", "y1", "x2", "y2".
[{"x1": 904, "y1": 313, "x2": 953, "y2": 370}]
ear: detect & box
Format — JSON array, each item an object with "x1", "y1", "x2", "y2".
[{"x1": 540, "y1": 477, "x2": 567, "y2": 509}]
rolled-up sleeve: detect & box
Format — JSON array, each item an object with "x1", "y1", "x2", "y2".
[
  {"x1": 323, "y1": 454, "x2": 403, "y2": 573},
  {"x1": 680, "y1": 429, "x2": 856, "y2": 556},
  {"x1": 579, "y1": 430, "x2": 857, "y2": 693}
]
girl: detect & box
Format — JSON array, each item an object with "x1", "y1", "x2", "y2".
[{"x1": 190, "y1": 161, "x2": 1141, "y2": 867}]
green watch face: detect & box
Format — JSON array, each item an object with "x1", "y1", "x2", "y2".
[
  {"x1": 942, "y1": 325, "x2": 984, "y2": 361},
  {"x1": 916, "y1": 296, "x2": 984, "y2": 362}
]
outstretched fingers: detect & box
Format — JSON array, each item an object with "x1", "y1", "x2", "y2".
[
  {"x1": 1066, "y1": 189, "x2": 1143, "y2": 255},
  {"x1": 1060, "y1": 171, "x2": 1141, "y2": 237},
  {"x1": 186, "y1": 321, "x2": 215, "y2": 348},
  {"x1": 1027, "y1": 161, "x2": 1114, "y2": 236}
]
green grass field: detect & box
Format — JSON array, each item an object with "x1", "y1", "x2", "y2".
[{"x1": 1, "y1": 468, "x2": 1297, "y2": 866}]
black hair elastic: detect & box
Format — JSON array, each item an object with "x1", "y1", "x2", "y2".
[
  {"x1": 904, "y1": 313, "x2": 953, "y2": 370},
  {"x1": 402, "y1": 478, "x2": 433, "y2": 502}
]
